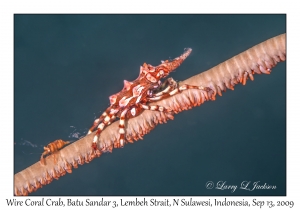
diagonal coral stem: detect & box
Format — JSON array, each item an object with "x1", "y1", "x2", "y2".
[{"x1": 14, "y1": 33, "x2": 286, "y2": 196}]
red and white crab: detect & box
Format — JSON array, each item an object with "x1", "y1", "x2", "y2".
[{"x1": 88, "y1": 48, "x2": 211, "y2": 150}]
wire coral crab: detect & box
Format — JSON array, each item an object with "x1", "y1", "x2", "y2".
[{"x1": 87, "y1": 48, "x2": 211, "y2": 150}]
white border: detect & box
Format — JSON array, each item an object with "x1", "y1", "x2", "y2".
[{"x1": 1, "y1": 1, "x2": 299, "y2": 209}]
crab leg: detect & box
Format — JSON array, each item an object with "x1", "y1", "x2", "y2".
[
  {"x1": 88, "y1": 107, "x2": 112, "y2": 134},
  {"x1": 92, "y1": 108, "x2": 118, "y2": 150},
  {"x1": 140, "y1": 104, "x2": 172, "y2": 113},
  {"x1": 151, "y1": 78, "x2": 178, "y2": 97},
  {"x1": 148, "y1": 84, "x2": 211, "y2": 101},
  {"x1": 114, "y1": 109, "x2": 128, "y2": 148}
]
